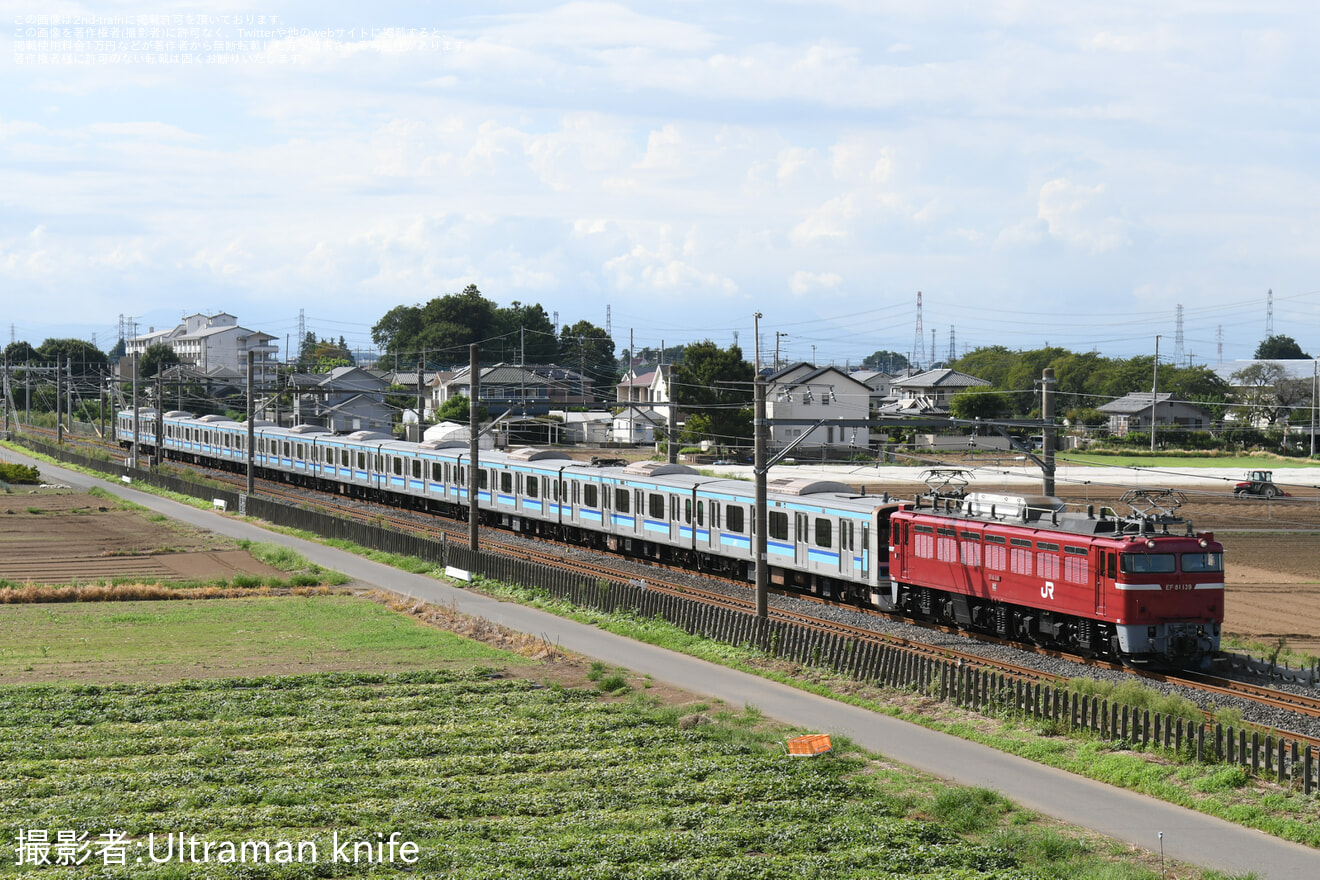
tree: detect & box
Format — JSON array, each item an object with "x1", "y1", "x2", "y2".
[
  {"x1": 674, "y1": 341, "x2": 754, "y2": 447},
  {"x1": 3, "y1": 340, "x2": 38, "y2": 364},
  {"x1": 138, "y1": 342, "x2": 180, "y2": 379},
  {"x1": 1230, "y1": 362, "x2": 1289, "y2": 426},
  {"x1": 558, "y1": 321, "x2": 617, "y2": 399},
  {"x1": 861, "y1": 350, "x2": 910, "y2": 372},
  {"x1": 492, "y1": 301, "x2": 558, "y2": 363},
  {"x1": 35, "y1": 338, "x2": 108, "y2": 376},
  {"x1": 949, "y1": 387, "x2": 1009, "y2": 421},
  {"x1": 1255, "y1": 334, "x2": 1309, "y2": 360},
  {"x1": 436, "y1": 394, "x2": 487, "y2": 423}
]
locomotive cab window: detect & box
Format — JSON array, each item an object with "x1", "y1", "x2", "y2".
[
  {"x1": 1181, "y1": 552, "x2": 1222, "y2": 572},
  {"x1": 1121, "y1": 553, "x2": 1175, "y2": 574}
]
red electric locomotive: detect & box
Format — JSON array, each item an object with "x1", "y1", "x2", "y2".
[{"x1": 885, "y1": 487, "x2": 1222, "y2": 667}]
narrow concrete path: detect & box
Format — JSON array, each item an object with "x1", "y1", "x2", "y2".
[{"x1": 6, "y1": 446, "x2": 1317, "y2": 879}]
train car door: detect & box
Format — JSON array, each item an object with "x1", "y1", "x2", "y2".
[
  {"x1": 794, "y1": 512, "x2": 809, "y2": 569},
  {"x1": 1093, "y1": 547, "x2": 1110, "y2": 617}
]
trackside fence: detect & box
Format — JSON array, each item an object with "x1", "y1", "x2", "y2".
[{"x1": 15, "y1": 434, "x2": 1320, "y2": 795}]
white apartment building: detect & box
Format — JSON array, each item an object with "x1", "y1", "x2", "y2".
[{"x1": 126, "y1": 312, "x2": 279, "y2": 375}]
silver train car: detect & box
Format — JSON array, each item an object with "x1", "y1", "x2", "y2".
[{"x1": 118, "y1": 410, "x2": 896, "y2": 604}]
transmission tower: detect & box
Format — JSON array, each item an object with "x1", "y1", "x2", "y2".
[
  {"x1": 1266, "y1": 289, "x2": 1273, "y2": 336},
  {"x1": 1173, "y1": 304, "x2": 1184, "y2": 364},
  {"x1": 947, "y1": 325, "x2": 956, "y2": 362},
  {"x1": 911, "y1": 291, "x2": 925, "y2": 368},
  {"x1": 1217, "y1": 325, "x2": 1223, "y2": 363},
  {"x1": 605, "y1": 305, "x2": 612, "y2": 336},
  {"x1": 298, "y1": 308, "x2": 306, "y2": 349}
]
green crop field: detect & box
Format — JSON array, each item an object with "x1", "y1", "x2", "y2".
[
  {"x1": 0, "y1": 596, "x2": 515, "y2": 683},
  {"x1": 0, "y1": 598, "x2": 1236, "y2": 879}
]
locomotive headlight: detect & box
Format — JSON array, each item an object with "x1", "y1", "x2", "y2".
[
  {"x1": 1199, "y1": 539, "x2": 1208, "y2": 548},
  {"x1": 1146, "y1": 539, "x2": 1155, "y2": 549}
]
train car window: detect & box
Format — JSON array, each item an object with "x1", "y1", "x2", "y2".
[
  {"x1": 696, "y1": 500, "x2": 704, "y2": 526},
  {"x1": 635, "y1": 489, "x2": 643, "y2": 516},
  {"x1": 432, "y1": 462, "x2": 442, "y2": 482},
  {"x1": 1121, "y1": 553, "x2": 1175, "y2": 574},
  {"x1": 342, "y1": 450, "x2": 350, "y2": 467},
  {"x1": 392, "y1": 457, "x2": 402, "y2": 476},
  {"x1": 1036, "y1": 550, "x2": 1061, "y2": 580},
  {"x1": 984, "y1": 533, "x2": 1005, "y2": 544},
  {"x1": 726, "y1": 505, "x2": 744, "y2": 533},
  {"x1": 1010, "y1": 546, "x2": 1032, "y2": 575},
  {"x1": 713, "y1": 502, "x2": 721, "y2": 528},
  {"x1": 553, "y1": 480, "x2": 560, "y2": 501},
  {"x1": 670, "y1": 495, "x2": 678, "y2": 521},
  {"x1": 1036, "y1": 541, "x2": 1059, "y2": 552},
  {"x1": 937, "y1": 527, "x2": 956, "y2": 537},
  {"x1": 1065, "y1": 545, "x2": 1087, "y2": 555},
  {"x1": 769, "y1": 510, "x2": 788, "y2": 540},
  {"x1": 1009, "y1": 537, "x2": 1030, "y2": 547},
  {"x1": 913, "y1": 524, "x2": 933, "y2": 534},
  {"x1": 615, "y1": 487, "x2": 629, "y2": 513},
  {"x1": 412, "y1": 460, "x2": 422, "y2": 479},
  {"x1": 571, "y1": 481, "x2": 579, "y2": 504},
  {"x1": 324, "y1": 448, "x2": 332, "y2": 463},
  {"x1": 685, "y1": 498, "x2": 692, "y2": 524},
  {"x1": 501, "y1": 472, "x2": 512, "y2": 492},
  {"x1": 960, "y1": 530, "x2": 979, "y2": 541},
  {"x1": 1106, "y1": 552, "x2": 1117, "y2": 579},
  {"x1": 298, "y1": 443, "x2": 306, "y2": 459},
  {"x1": 1181, "y1": 552, "x2": 1223, "y2": 572},
  {"x1": 815, "y1": 517, "x2": 832, "y2": 548},
  {"x1": 526, "y1": 476, "x2": 539, "y2": 498},
  {"x1": 583, "y1": 483, "x2": 598, "y2": 508},
  {"x1": 649, "y1": 493, "x2": 665, "y2": 519},
  {"x1": 479, "y1": 470, "x2": 489, "y2": 489},
  {"x1": 444, "y1": 463, "x2": 451, "y2": 483}
]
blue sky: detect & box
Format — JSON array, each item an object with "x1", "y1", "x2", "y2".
[{"x1": 4, "y1": 1, "x2": 1320, "y2": 366}]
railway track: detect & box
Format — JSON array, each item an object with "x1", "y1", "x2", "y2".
[{"x1": 22, "y1": 432, "x2": 1320, "y2": 739}]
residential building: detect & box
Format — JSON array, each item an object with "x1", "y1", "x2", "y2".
[
  {"x1": 290, "y1": 366, "x2": 393, "y2": 432},
  {"x1": 879, "y1": 368, "x2": 990, "y2": 415},
  {"x1": 616, "y1": 365, "x2": 671, "y2": 404},
  {"x1": 1097, "y1": 392, "x2": 1213, "y2": 435},
  {"x1": 126, "y1": 312, "x2": 278, "y2": 376},
  {"x1": 612, "y1": 404, "x2": 668, "y2": 444},
  {"x1": 765, "y1": 364, "x2": 873, "y2": 450}
]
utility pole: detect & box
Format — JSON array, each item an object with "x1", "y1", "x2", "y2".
[
  {"x1": 753, "y1": 312, "x2": 768, "y2": 619},
  {"x1": 468, "y1": 343, "x2": 480, "y2": 552},
  {"x1": 99, "y1": 368, "x2": 106, "y2": 439},
  {"x1": 416, "y1": 360, "x2": 425, "y2": 441},
  {"x1": 1042, "y1": 367, "x2": 1056, "y2": 496},
  {"x1": 154, "y1": 369, "x2": 164, "y2": 468},
  {"x1": 1312, "y1": 357, "x2": 1317, "y2": 458},
  {"x1": 130, "y1": 355, "x2": 139, "y2": 469},
  {"x1": 629, "y1": 328, "x2": 635, "y2": 448},
  {"x1": 246, "y1": 350, "x2": 255, "y2": 495},
  {"x1": 66, "y1": 357, "x2": 73, "y2": 436},
  {"x1": 56, "y1": 355, "x2": 63, "y2": 444},
  {"x1": 1150, "y1": 335, "x2": 1161, "y2": 454}
]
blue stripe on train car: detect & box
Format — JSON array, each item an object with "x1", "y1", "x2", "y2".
[
  {"x1": 720, "y1": 534, "x2": 751, "y2": 550},
  {"x1": 478, "y1": 490, "x2": 491, "y2": 502},
  {"x1": 409, "y1": 480, "x2": 424, "y2": 491},
  {"x1": 523, "y1": 499, "x2": 543, "y2": 511},
  {"x1": 768, "y1": 540, "x2": 794, "y2": 558},
  {"x1": 389, "y1": 476, "x2": 405, "y2": 486},
  {"x1": 428, "y1": 482, "x2": 444, "y2": 493},
  {"x1": 581, "y1": 509, "x2": 602, "y2": 521},
  {"x1": 643, "y1": 519, "x2": 668, "y2": 534},
  {"x1": 497, "y1": 494, "x2": 516, "y2": 506},
  {"x1": 612, "y1": 514, "x2": 636, "y2": 528},
  {"x1": 808, "y1": 548, "x2": 840, "y2": 564},
  {"x1": 354, "y1": 471, "x2": 368, "y2": 480}
]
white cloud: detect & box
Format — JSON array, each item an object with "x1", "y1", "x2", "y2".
[
  {"x1": 789, "y1": 271, "x2": 843, "y2": 295},
  {"x1": 1036, "y1": 178, "x2": 1129, "y2": 253}
]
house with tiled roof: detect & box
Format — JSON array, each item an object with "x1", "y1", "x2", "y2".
[
  {"x1": 1097, "y1": 392, "x2": 1212, "y2": 436},
  {"x1": 878, "y1": 368, "x2": 990, "y2": 415},
  {"x1": 765, "y1": 364, "x2": 873, "y2": 450}
]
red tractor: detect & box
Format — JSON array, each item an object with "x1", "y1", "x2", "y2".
[{"x1": 1233, "y1": 470, "x2": 1288, "y2": 499}]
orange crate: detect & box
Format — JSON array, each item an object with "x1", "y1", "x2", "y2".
[{"x1": 786, "y1": 734, "x2": 832, "y2": 757}]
